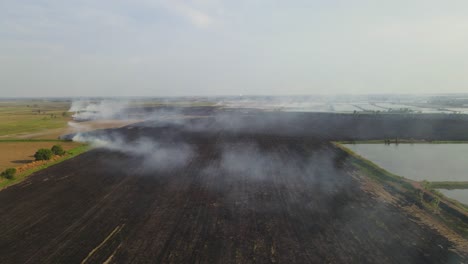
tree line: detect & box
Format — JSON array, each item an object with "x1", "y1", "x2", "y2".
[{"x1": 1, "y1": 145, "x2": 66, "y2": 180}]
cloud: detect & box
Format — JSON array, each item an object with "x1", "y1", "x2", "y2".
[
  {"x1": 163, "y1": 0, "x2": 214, "y2": 28},
  {"x1": 2, "y1": 0, "x2": 468, "y2": 96}
]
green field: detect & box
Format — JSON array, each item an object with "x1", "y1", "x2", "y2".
[
  {"x1": 0, "y1": 100, "x2": 91, "y2": 189},
  {"x1": 0, "y1": 100, "x2": 71, "y2": 138}
]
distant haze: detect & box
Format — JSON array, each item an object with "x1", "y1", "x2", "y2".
[{"x1": 1, "y1": 0, "x2": 468, "y2": 97}]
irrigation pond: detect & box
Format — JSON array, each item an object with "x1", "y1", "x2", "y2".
[{"x1": 345, "y1": 143, "x2": 468, "y2": 205}]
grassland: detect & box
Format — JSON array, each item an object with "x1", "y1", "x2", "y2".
[
  {"x1": 0, "y1": 100, "x2": 71, "y2": 139},
  {"x1": 0, "y1": 100, "x2": 92, "y2": 189}
]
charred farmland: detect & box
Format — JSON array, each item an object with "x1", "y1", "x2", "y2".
[{"x1": 0, "y1": 109, "x2": 467, "y2": 263}]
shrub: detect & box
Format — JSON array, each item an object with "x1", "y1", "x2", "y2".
[
  {"x1": 34, "y1": 149, "x2": 53, "y2": 161},
  {"x1": 51, "y1": 145, "x2": 65, "y2": 155},
  {"x1": 1, "y1": 168, "x2": 16, "y2": 180}
]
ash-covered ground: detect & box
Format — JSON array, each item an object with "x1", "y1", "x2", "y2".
[{"x1": 0, "y1": 108, "x2": 467, "y2": 263}]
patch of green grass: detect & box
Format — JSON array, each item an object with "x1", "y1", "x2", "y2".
[
  {"x1": 0, "y1": 115, "x2": 69, "y2": 136},
  {"x1": 0, "y1": 101, "x2": 71, "y2": 137},
  {"x1": 0, "y1": 144, "x2": 90, "y2": 190},
  {"x1": 426, "y1": 181, "x2": 468, "y2": 190}
]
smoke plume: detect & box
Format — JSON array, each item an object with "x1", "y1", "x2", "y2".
[
  {"x1": 72, "y1": 133, "x2": 194, "y2": 172},
  {"x1": 69, "y1": 100, "x2": 130, "y2": 121}
]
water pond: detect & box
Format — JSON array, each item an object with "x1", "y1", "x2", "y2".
[
  {"x1": 438, "y1": 189, "x2": 468, "y2": 206},
  {"x1": 345, "y1": 143, "x2": 468, "y2": 205}
]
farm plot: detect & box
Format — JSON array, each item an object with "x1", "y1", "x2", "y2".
[{"x1": 0, "y1": 125, "x2": 465, "y2": 263}]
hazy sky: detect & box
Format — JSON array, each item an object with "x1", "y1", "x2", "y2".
[{"x1": 1, "y1": 0, "x2": 468, "y2": 97}]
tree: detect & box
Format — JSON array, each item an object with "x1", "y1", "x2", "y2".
[
  {"x1": 34, "y1": 149, "x2": 53, "y2": 161},
  {"x1": 51, "y1": 145, "x2": 65, "y2": 155},
  {"x1": 1, "y1": 168, "x2": 16, "y2": 179}
]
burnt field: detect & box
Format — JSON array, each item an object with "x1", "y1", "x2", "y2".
[{"x1": 0, "y1": 111, "x2": 467, "y2": 263}]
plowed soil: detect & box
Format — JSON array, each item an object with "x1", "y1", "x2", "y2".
[{"x1": 0, "y1": 111, "x2": 467, "y2": 263}]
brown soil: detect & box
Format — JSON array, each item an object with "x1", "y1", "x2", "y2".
[
  {"x1": 0, "y1": 121, "x2": 466, "y2": 263},
  {"x1": 0, "y1": 142, "x2": 80, "y2": 171}
]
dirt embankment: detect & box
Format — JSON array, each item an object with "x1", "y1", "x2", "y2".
[
  {"x1": 356, "y1": 172, "x2": 468, "y2": 255},
  {"x1": 15, "y1": 155, "x2": 62, "y2": 173}
]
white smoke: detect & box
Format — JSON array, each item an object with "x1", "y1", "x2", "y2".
[
  {"x1": 201, "y1": 142, "x2": 343, "y2": 186},
  {"x1": 216, "y1": 143, "x2": 275, "y2": 180},
  {"x1": 72, "y1": 133, "x2": 194, "y2": 171},
  {"x1": 71, "y1": 133, "x2": 117, "y2": 148},
  {"x1": 69, "y1": 100, "x2": 130, "y2": 121}
]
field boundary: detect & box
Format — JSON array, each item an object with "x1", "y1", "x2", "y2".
[
  {"x1": 334, "y1": 142, "x2": 468, "y2": 239},
  {"x1": 0, "y1": 144, "x2": 90, "y2": 190},
  {"x1": 426, "y1": 181, "x2": 468, "y2": 190},
  {"x1": 0, "y1": 139, "x2": 65, "y2": 143},
  {"x1": 334, "y1": 142, "x2": 468, "y2": 211},
  {"x1": 336, "y1": 139, "x2": 468, "y2": 144}
]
